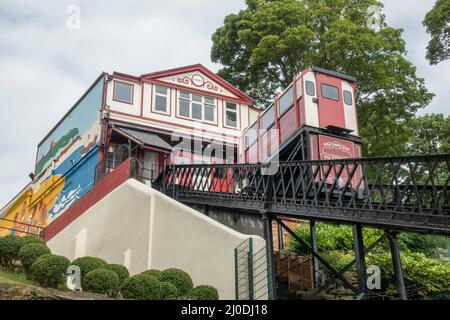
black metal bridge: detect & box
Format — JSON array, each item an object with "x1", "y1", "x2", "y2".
[{"x1": 152, "y1": 153, "x2": 450, "y2": 300}]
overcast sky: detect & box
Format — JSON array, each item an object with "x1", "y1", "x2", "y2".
[{"x1": 0, "y1": 0, "x2": 448, "y2": 207}]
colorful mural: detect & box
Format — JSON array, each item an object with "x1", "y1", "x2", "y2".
[{"x1": 0, "y1": 76, "x2": 104, "y2": 235}]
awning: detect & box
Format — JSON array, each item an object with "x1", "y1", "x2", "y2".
[{"x1": 113, "y1": 127, "x2": 172, "y2": 153}]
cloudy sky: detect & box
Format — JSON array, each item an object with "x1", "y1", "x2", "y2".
[{"x1": 0, "y1": 0, "x2": 448, "y2": 206}]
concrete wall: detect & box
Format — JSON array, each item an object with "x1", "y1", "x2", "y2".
[{"x1": 47, "y1": 179, "x2": 265, "y2": 299}]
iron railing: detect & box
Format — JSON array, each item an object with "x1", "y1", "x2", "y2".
[{"x1": 158, "y1": 154, "x2": 450, "y2": 235}]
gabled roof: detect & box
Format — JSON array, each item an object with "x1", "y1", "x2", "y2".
[{"x1": 141, "y1": 64, "x2": 254, "y2": 105}]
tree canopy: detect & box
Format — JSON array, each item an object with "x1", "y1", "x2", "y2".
[
  {"x1": 211, "y1": 0, "x2": 434, "y2": 156},
  {"x1": 423, "y1": 0, "x2": 450, "y2": 65}
]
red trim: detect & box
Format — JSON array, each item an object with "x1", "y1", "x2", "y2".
[
  {"x1": 42, "y1": 158, "x2": 132, "y2": 242},
  {"x1": 352, "y1": 82, "x2": 360, "y2": 136},
  {"x1": 107, "y1": 112, "x2": 241, "y2": 140},
  {"x1": 112, "y1": 80, "x2": 134, "y2": 105},
  {"x1": 112, "y1": 71, "x2": 141, "y2": 82},
  {"x1": 141, "y1": 64, "x2": 254, "y2": 105}
]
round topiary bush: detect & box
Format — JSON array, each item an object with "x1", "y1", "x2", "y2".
[
  {"x1": 188, "y1": 285, "x2": 219, "y2": 300},
  {"x1": 21, "y1": 235, "x2": 45, "y2": 247},
  {"x1": 83, "y1": 268, "x2": 119, "y2": 297},
  {"x1": 139, "y1": 269, "x2": 162, "y2": 280},
  {"x1": 161, "y1": 281, "x2": 178, "y2": 300},
  {"x1": 72, "y1": 256, "x2": 107, "y2": 287},
  {"x1": 30, "y1": 254, "x2": 71, "y2": 288},
  {"x1": 104, "y1": 264, "x2": 129, "y2": 285},
  {"x1": 0, "y1": 235, "x2": 24, "y2": 269},
  {"x1": 120, "y1": 274, "x2": 162, "y2": 300},
  {"x1": 18, "y1": 243, "x2": 51, "y2": 274},
  {"x1": 160, "y1": 268, "x2": 193, "y2": 297}
]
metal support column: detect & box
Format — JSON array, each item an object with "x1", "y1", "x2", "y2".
[
  {"x1": 277, "y1": 222, "x2": 284, "y2": 251},
  {"x1": 262, "y1": 212, "x2": 277, "y2": 300},
  {"x1": 352, "y1": 223, "x2": 368, "y2": 295},
  {"x1": 387, "y1": 231, "x2": 407, "y2": 300},
  {"x1": 310, "y1": 220, "x2": 321, "y2": 290}
]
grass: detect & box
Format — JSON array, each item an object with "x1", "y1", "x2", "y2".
[{"x1": 0, "y1": 266, "x2": 38, "y2": 287}]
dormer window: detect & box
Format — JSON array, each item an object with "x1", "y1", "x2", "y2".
[
  {"x1": 113, "y1": 81, "x2": 133, "y2": 104},
  {"x1": 178, "y1": 91, "x2": 216, "y2": 123}
]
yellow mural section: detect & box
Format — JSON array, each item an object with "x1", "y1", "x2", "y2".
[{"x1": 0, "y1": 175, "x2": 64, "y2": 237}]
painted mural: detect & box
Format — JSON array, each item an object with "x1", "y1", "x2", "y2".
[{"x1": 0, "y1": 77, "x2": 104, "y2": 236}]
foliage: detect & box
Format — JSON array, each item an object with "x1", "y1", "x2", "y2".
[
  {"x1": 139, "y1": 269, "x2": 162, "y2": 280},
  {"x1": 21, "y1": 236, "x2": 46, "y2": 247},
  {"x1": 161, "y1": 281, "x2": 178, "y2": 300},
  {"x1": 160, "y1": 268, "x2": 194, "y2": 297},
  {"x1": 0, "y1": 235, "x2": 25, "y2": 270},
  {"x1": 72, "y1": 256, "x2": 107, "y2": 287},
  {"x1": 18, "y1": 243, "x2": 51, "y2": 274},
  {"x1": 211, "y1": 0, "x2": 434, "y2": 156},
  {"x1": 188, "y1": 285, "x2": 219, "y2": 300},
  {"x1": 287, "y1": 222, "x2": 450, "y2": 298},
  {"x1": 104, "y1": 264, "x2": 129, "y2": 285},
  {"x1": 83, "y1": 268, "x2": 119, "y2": 297},
  {"x1": 120, "y1": 274, "x2": 162, "y2": 300},
  {"x1": 30, "y1": 254, "x2": 71, "y2": 288},
  {"x1": 423, "y1": 0, "x2": 450, "y2": 65},
  {"x1": 403, "y1": 114, "x2": 450, "y2": 155}
]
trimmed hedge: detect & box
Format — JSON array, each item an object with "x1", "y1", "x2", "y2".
[
  {"x1": 30, "y1": 254, "x2": 71, "y2": 288},
  {"x1": 188, "y1": 285, "x2": 219, "y2": 300},
  {"x1": 83, "y1": 268, "x2": 119, "y2": 297},
  {"x1": 139, "y1": 269, "x2": 162, "y2": 280},
  {"x1": 121, "y1": 274, "x2": 162, "y2": 300},
  {"x1": 161, "y1": 281, "x2": 178, "y2": 300},
  {"x1": 21, "y1": 236, "x2": 46, "y2": 247},
  {"x1": 18, "y1": 243, "x2": 51, "y2": 274},
  {"x1": 72, "y1": 256, "x2": 107, "y2": 287},
  {"x1": 0, "y1": 235, "x2": 24, "y2": 269},
  {"x1": 160, "y1": 268, "x2": 193, "y2": 297},
  {"x1": 105, "y1": 264, "x2": 129, "y2": 285}
]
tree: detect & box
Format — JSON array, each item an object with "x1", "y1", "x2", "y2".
[
  {"x1": 404, "y1": 113, "x2": 450, "y2": 155},
  {"x1": 423, "y1": 0, "x2": 450, "y2": 65},
  {"x1": 211, "y1": 0, "x2": 434, "y2": 156}
]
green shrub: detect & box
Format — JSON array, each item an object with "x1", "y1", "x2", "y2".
[
  {"x1": 83, "y1": 268, "x2": 119, "y2": 297},
  {"x1": 188, "y1": 285, "x2": 219, "y2": 300},
  {"x1": 72, "y1": 256, "x2": 107, "y2": 287},
  {"x1": 160, "y1": 268, "x2": 193, "y2": 297},
  {"x1": 30, "y1": 254, "x2": 71, "y2": 288},
  {"x1": 21, "y1": 236, "x2": 46, "y2": 247},
  {"x1": 104, "y1": 264, "x2": 129, "y2": 285},
  {"x1": 120, "y1": 274, "x2": 162, "y2": 300},
  {"x1": 161, "y1": 281, "x2": 178, "y2": 300},
  {"x1": 18, "y1": 243, "x2": 51, "y2": 274},
  {"x1": 139, "y1": 269, "x2": 162, "y2": 280},
  {"x1": 0, "y1": 235, "x2": 25, "y2": 270}
]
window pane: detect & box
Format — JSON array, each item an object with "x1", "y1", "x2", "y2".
[
  {"x1": 226, "y1": 110, "x2": 237, "y2": 127},
  {"x1": 261, "y1": 105, "x2": 275, "y2": 129},
  {"x1": 305, "y1": 81, "x2": 315, "y2": 96},
  {"x1": 343, "y1": 90, "x2": 353, "y2": 105},
  {"x1": 204, "y1": 105, "x2": 215, "y2": 121},
  {"x1": 180, "y1": 91, "x2": 190, "y2": 99},
  {"x1": 321, "y1": 84, "x2": 339, "y2": 101},
  {"x1": 192, "y1": 94, "x2": 202, "y2": 102},
  {"x1": 205, "y1": 97, "x2": 215, "y2": 105},
  {"x1": 114, "y1": 81, "x2": 133, "y2": 103},
  {"x1": 155, "y1": 95, "x2": 167, "y2": 112},
  {"x1": 226, "y1": 102, "x2": 236, "y2": 110},
  {"x1": 179, "y1": 99, "x2": 190, "y2": 117},
  {"x1": 192, "y1": 103, "x2": 202, "y2": 120},
  {"x1": 155, "y1": 85, "x2": 167, "y2": 95},
  {"x1": 279, "y1": 86, "x2": 294, "y2": 115},
  {"x1": 246, "y1": 123, "x2": 258, "y2": 146}
]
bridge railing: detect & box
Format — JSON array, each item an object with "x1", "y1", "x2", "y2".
[{"x1": 159, "y1": 154, "x2": 450, "y2": 220}]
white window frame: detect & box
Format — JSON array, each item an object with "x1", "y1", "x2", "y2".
[
  {"x1": 153, "y1": 85, "x2": 169, "y2": 115},
  {"x1": 224, "y1": 102, "x2": 239, "y2": 129},
  {"x1": 177, "y1": 91, "x2": 216, "y2": 124}
]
